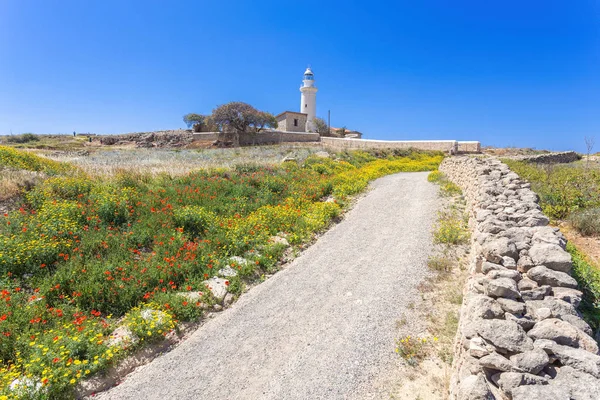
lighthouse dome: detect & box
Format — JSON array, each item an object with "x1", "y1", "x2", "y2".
[{"x1": 303, "y1": 67, "x2": 314, "y2": 80}]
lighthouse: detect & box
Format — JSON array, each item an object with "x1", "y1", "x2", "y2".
[{"x1": 300, "y1": 67, "x2": 318, "y2": 132}]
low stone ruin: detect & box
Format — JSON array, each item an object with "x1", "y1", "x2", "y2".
[
  {"x1": 509, "y1": 151, "x2": 581, "y2": 164},
  {"x1": 440, "y1": 156, "x2": 599, "y2": 399},
  {"x1": 99, "y1": 130, "x2": 195, "y2": 148}
]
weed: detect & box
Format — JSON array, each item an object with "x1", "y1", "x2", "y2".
[
  {"x1": 395, "y1": 335, "x2": 437, "y2": 366},
  {"x1": 427, "y1": 254, "x2": 453, "y2": 272},
  {"x1": 433, "y1": 211, "x2": 470, "y2": 245},
  {"x1": 428, "y1": 170, "x2": 462, "y2": 196}
]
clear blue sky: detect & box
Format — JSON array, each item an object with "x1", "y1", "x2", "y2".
[{"x1": 1, "y1": 1, "x2": 599, "y2": 151}]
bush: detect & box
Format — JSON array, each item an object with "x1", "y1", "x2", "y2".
[
  {"x1": 504, "y1": 160, "x2": 600, "y2": 220},
  {"x1": 5, "y1": 133, "x2": 39, "y2": 144},
  {"x1": 568, "y1": 207, "x2": 600, "y2": 236}
]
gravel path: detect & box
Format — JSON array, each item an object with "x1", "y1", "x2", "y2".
[{"x1": 95, "y1": 172, "x2": 439, "y2": 400}]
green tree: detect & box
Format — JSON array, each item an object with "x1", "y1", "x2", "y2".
[
  {"x1": 250, "y1": 111, "x2": 277, "y2": 133},
  {"x1": 211, "y1": 102, "x2": 277, "y2": 145},
  {"x1": 183, "y1": 113, "x2": 207, "y2": 132},
  {"x1": 313, "y1": 117, "x2": 329, "y2": 135}
]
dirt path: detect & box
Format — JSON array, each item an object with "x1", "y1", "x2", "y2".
[{"x1": 95, "y1": 172, "x2": 440, "y2": 400}]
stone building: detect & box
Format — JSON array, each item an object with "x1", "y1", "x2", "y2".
[{"x1": 275, "y1": 111, "x2": 308, "y2": 133}]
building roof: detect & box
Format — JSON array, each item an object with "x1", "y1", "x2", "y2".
[
  {"x1": 304, "y1": 67, "x2": 314, "y2": 76},
  {"x1": 275, "y1": 111, "x2": 308, "y2": 119}
]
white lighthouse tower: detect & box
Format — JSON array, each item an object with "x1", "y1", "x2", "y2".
[{"x1": 300, "y1": 67, "x2": 318, "y2": 132}]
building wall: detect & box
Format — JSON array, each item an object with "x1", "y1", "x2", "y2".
[
  {"x1": 321, "y1": 137, "x2": 460, "y2": 153},
  {"x1": 277, "y1": 114, "x2": 307, "y2": 133},
  {"x1": 276, "y1": 119, "x2": 287, "y2": 131}
]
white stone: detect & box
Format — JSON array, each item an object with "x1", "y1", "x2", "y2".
[{"x1": 203, "y1": 277, "x2": 229, "y2": 301}]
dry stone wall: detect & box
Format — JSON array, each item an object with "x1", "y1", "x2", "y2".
[
  {"x1": 440, "y1": 156, "x2": 600, "y2": 400},
  {"x1": 509, "y1": 151, "x2": 581, "y2": 164}
]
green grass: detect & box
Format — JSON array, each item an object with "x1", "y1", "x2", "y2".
[{"x1": 567, "y1": 243, "x2": 600, "y2": 331}]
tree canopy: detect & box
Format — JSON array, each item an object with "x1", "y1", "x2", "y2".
[
  {"x1": 182, "y1": 113, "x2": 207, "y2": 132},
  {"x1": 211, "y1": 102, "x2": 276, "y2": 133}
]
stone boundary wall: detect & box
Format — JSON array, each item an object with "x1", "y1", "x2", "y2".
[
  {"x1": 440, "y1": 156, "x2": 599, "y2": 400},
  {"x1": 321, "y1": 137, "x2": 460, "y2": 153},
  {"x1": 509, "y1": 151, "x2": 581, "y2": 164},
  {"x1": 192, "y1": 131, "x2": 320, "y2": 145},
  {"x1": 192, "y1": 132, "x2": 219, "y2": 141},
  {"x1": 458, "y1": 141, "x2": 482, "y2": 154},
  {"x1": 239, "y1": 130, "x2": 320, "y2": 145}
]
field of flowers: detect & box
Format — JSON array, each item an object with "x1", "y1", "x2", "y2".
[{"x1": 0, "y1": 148, "x2": 442, "y2": 399}]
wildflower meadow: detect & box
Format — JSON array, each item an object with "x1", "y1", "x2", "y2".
[{"x1": 0, "y1": 147, "x2": 442, "y2": 399}]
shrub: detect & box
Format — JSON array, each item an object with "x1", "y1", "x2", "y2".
[
  {"x1": 568, "y1": 207, "x2": 600, "y2": 236},
  {"x1": 5, "y1": 133, "x2": 39, "y2": 144},
  {"x1": 504, "y1": 160, "x2": 600, "y2": 220}
]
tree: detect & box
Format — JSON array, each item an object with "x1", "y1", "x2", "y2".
[
  {"x1": 183, "y1": 113, "x2": 207, "y2": 132},
  {"x1": 212, "y1": 102, "x2": 277, "y2": 138},
  {"x1": 250, "y1": 111, "x2": 277, "y2": 133},
  {"x1": 336, "y1": 126, "x2": 347, "y2": 138},
  {"x1": 313, "y1": 117, "x2": 329, "y2": 135},
  {"x1": 212, "y1": 102, "x2": 257, "y2": 133},
  {"x1": 585, "y1": 136, "x2": 595, "y2": 168}
]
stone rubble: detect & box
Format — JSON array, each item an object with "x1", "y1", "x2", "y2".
[{"x1": 440, "y1": 156, "x2": 600, "y2": 400}]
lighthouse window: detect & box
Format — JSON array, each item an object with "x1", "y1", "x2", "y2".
[
  {"x1": 305, "y1": 104, "x2": 307, "y2": 108},
  {"x1": 294, "y1": 119, "x2": 298, "y2": 127}
]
